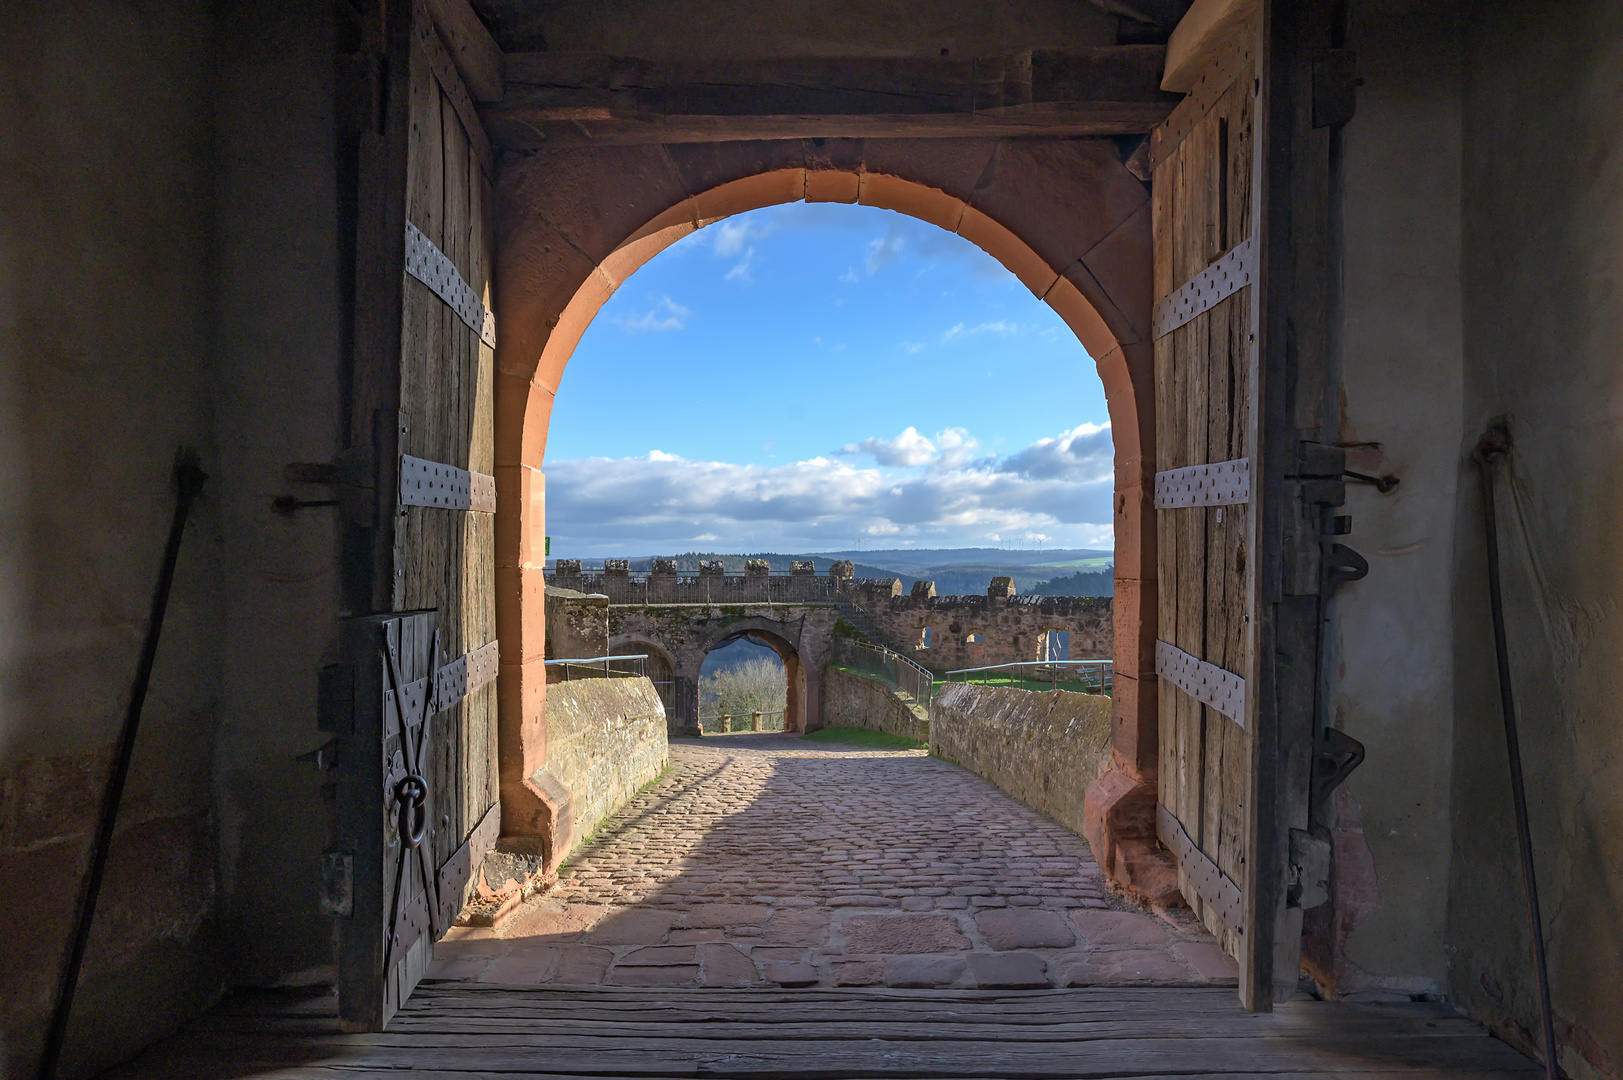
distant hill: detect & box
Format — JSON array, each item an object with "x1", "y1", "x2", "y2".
[{"x1": 812, "y1": 547, "x2": 1113, "y2": 597}]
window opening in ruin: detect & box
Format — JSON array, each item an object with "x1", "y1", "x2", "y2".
[
  {"x1": 919, "y1": 626, "x2": 935, "y2": 649},
  {"x1": 698, "y1": 636, "x2": 788, "y2": 734},
  {"x1": 1042, "y1": 630, "x2": 1071, "y2": 661},
  {"x1": 965, "y1": 631, "x2": 984, "y2": 644}
]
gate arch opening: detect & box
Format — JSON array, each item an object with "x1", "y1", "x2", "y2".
[
  {"x1": 493, "y1": 151, "x2": 1162, "y2": 897},
  {"x1": 699, "y1": 630, "x2": 801, "y2": 734}
]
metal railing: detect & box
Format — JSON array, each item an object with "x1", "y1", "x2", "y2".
[
  {"x1": 543, "y1": 653, "x2": 649, "y2": 681},
  {"x1": 830, "y1": 637, "x2": 937, "y2": 709},
  {"x1": 946, "y1": 659, "x2": 1114, "y2": 695},
  {"x1": 696, "y1": 709, "x2": 787, "y2": 735}
]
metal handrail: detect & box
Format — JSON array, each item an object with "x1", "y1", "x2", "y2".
[
  {"x1": 829, "y1": 637, "x2": 936, "y2": 708},
  {"x1": 544, "y1": 654, "x2": 649, "y2": 680},
  {"x1": 946, "y1": 658, "x2": 1113, "y2": 694}
]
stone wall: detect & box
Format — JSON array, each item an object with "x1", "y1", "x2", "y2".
[
  {"x1": 539, "y1": 676, "x2": 669, "y2": 855},
  {"x1": 819, "y1": 667, "x2": 926, "y2": 744},
  {"x1": 858, "y1": 589, "x2": 1113, "y2": 674},
  {"x1": 606, "y1": 603, "x2": 839, "y2": 735},
  {"x1": 2, "y1": 1, "x2": 346, "y2": 1074},
  {"x1": 928, "y1": 683, "x2": 1112, "y2": 844},
  {"x1": 545, "y1": 586, "x2": 609, "y2": 660}
]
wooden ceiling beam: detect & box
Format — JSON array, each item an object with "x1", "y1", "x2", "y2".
[
  {"x1": 425, "y1": 0, "x2": 504, "y2": 102},
  {"x1": 483, "y1": 46, "x2": 1178, "y2": 146}
]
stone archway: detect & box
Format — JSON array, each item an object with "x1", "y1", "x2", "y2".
[
  {"x1": 492, "y1": 142, "x2": 1163, "y2": 895},
  {"x1": 700, "y1": 624, "x2": 810, "y2": 735}
]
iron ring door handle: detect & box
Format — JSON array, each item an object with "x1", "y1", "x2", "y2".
[{"x1": 396, "y1": 774, "x2": 429, "y2": 849}]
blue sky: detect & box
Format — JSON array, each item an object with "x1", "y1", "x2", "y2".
[{"x1": 544, "y1": 202, "x2": 1115, "y2": 555}]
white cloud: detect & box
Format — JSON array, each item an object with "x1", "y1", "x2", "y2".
[
  {"x1": 725, "y1": 247, "x2": 755, "y2": 282},
  {"x1": 999, "y1": 422, "x2": 1113, "y2": 481},
  {"x1": 710, "y1": 219, "x2": 758, "y2": 257},
  {"x1": 844, "y1": 427, "x2": 938, "y2": 467},
  {"x1": 865, "y1": 232, "x2": 905, "y2": 274},
  {"x1": 613, "y1": 296, "x2": 691, "y2": 333},
  {"x1": 943, "y1": 319, "x2": 1024, "y2": 342},
  {"x1": 839, "y1": 267, "x2": 860, "y2": 283},
  {"x1": 542, "y1": 424, "x2": 1114, "y2": 552}
]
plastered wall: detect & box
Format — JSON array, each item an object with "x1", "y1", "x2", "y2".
[
  {"x1": 0, "y1": 1, "x2": 344, "y2": 1074},
  {"x1": 1311, "y1": 1, "x2": 1465, "y2": 1000},
  {"x1": 1324, "y1": 3, "x2": 1623, "y2": 1072},
  {"x1": 1450, "y1": 2, "x2": 1623, "y2": 1075},
  {"x1": 0, "y1": 3, "x2": 226, "y2": 1074}
]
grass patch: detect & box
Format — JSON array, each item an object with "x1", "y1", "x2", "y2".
[{"x1": 803, "y1": 726, "x2": 923, "y2": 750}]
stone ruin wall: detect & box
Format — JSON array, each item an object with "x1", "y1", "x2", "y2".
[{"x1": 848, "y1": 578, "x2": 1113, "y2": 674}]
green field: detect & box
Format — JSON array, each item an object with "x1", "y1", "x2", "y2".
[{"x1": 802, "y1": 726, "x2": 923, "y2": 750}]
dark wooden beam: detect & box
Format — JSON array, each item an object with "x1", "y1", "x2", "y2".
[
  {"x1": 425, "y1": 0, "x2": 504, "y2": 102},
  {"x1": 483, "y1": 47, "x2": 1178, "y2": 146}
]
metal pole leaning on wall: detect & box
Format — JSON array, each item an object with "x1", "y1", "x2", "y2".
[
  {"x1": 1473, "y1": 420, "x2": 1559, "y2": 1080},
  {"x1": 39, "y1": 450, "x2": 207, "y2": 1080}
]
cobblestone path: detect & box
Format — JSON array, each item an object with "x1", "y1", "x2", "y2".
[{"x1": 433, "y1": 735, "x2": 1235, "y2": 990}]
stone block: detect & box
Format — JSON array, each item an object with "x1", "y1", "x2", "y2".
[
  {"x1": 1177, "y1": 941, "x2": 1240, "y2": 981},
  {"x1": 609, "y1": 964, "x2": 700, "y2": 986},
  {"x1": 967, "y1": 952, "x2": 1050, "y2": 990},
  {"x1": 552, "y1": 945, "x2": 614, "y2": 984},
  {"x1": 833, "y1": 961, "x2": 884, "y2": 986},
  {"x1": 750, "y1": 947, "x2": 810, "y2": 962},
  {"x1": 763, "y1": 961, "x2": 820, "y2": 987},
  {"x1": 764, "y1": 908, "x2": 831, "y2": 945},
  {"x1": 975, "y1": 908, "x2": 1076, "y2": 950},
  {"x1": 804, "y1": 168, "x2": 858, "y2": 204},
  {"x1": 503, "y1": 900, "x2": 605, "y2": 941},
  {"x1": 699, "y1": 943, "x2": 761, "y2": 987},
  {"x1": 618, "y1": 945, "x2": 696, "y2": 965},
  {"x1": 686, "y1": 903, "x2": 771, "y2": 928},
  {"x1": 1070, "y1": 910, "x2": 1171, "y2": 947},
  {"x1": 477, "y1": 945, "x2": 560, "y2": 984},
  {"x1": 840, "y1": 914, "x2": 971, "y2": 954},
  {"x1": 884, "y1": 955, "x2": 967, "y2": 988},
  {"x1": 857, "y1": 172, "x2": 964, "y2": 232},
  {"x1": 956, "y1": 204, "x2": 1060, "y2": 298},
  {"x1": 584, "y1": 907, "x2": 675, "y2": 945},
  {"x1": 826, "y1": 894, "x2": 898, "y2": 908}
]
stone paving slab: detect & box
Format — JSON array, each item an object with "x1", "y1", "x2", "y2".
[{"x1": 433, "y1": 735, "x2": 1236, "y2": 990}]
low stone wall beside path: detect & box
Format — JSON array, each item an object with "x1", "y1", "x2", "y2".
[
  {"x1": 928, "y1": 682, "x2": 1112, "y2": 844},
  {"x1": 819, "y1": 667, "x2": 928, "y2": 743},
  {"x1": 545, "y1": 676, "x2": 669, "y2": 847}
]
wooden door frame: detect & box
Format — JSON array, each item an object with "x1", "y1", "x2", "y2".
[{"x1": 1245, "y1": 0, "x2": 1342, "y2": 1007}]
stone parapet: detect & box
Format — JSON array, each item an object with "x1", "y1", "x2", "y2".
[
  {"x1": 819, "y1": 667, "x2": 927, "y2": 743},
  {"x1": 539, "y1": 675, "x2": 669, "y2": 865},
  {"x1": 860, "y1": 593, "x2": 1113, "y2": 673},
  {"x1": 928, "y1": 682, "x2": 1112, "y2": 848}
]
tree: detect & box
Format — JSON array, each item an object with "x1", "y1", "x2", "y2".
[{"x1": 700, "y1": 656, "x2": 787, "y2": 719}]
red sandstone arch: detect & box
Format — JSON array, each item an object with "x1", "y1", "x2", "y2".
[
  {"x1": 492, "y1": 142, "x2": 1160, "y2": 891},
  {"x1": 699, "y1": 626, "x2": 807, "y2": 735}
]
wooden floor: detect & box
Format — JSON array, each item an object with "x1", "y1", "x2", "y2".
[{"x1": 103, "y1": 983, "x2": 1540, "y2": 1079}]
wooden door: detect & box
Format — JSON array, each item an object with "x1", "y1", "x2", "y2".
[
  {"x1": 329, "y1": 0, "x2": 500, "y2": 1029},
  {"x1": 1149, "y1": 0, "x2": 1348, "y2": 1009}
]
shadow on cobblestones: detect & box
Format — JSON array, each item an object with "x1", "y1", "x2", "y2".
[{"x1": 432, "y1": 735, "x2": 1236, "y2": 990}]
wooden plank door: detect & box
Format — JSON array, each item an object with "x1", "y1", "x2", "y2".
[
  {"x1": 1148, "y1": 0, "x2": 1346, "y2": 1010},
  {"x1": 331, "y1": 0, "x2": 500, "y2": 1029}
]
